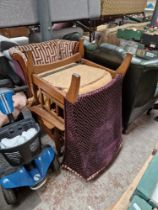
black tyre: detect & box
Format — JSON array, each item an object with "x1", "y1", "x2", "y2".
[
  {"x1": 2, "y1": 187, "x2": 17, "y2": 205},
  {"x1": 146, "y1": 108, "x2": 152, "y2": 115},
  {"x1": 52, "y1": 156, "x2": 60, "y2": 172},
  {"x1": 122, "y1": 128, "x2": 127, "y2": 134},
  {"x1": 154, "y1": 116, "x2": 158, "y2": 122}
]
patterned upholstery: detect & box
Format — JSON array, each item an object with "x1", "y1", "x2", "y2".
[
  {"x1": 10, "y1": 39, "x2": 80, "y2": 65},
  {"x1": 59, "y1": 40, "x2": 79, "y2": 59}
]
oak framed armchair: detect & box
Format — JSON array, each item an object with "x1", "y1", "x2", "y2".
[{"x1": 10, "y1": 39, "x2": 132, "y2": 156}]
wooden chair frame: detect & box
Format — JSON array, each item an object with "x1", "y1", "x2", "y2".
[{"x1": 11, "y1": 41, "x2": 132, "y2": 154}]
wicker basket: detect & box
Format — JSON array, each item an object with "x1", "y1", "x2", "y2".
[{"x1": 101, "y1": 0, "x2": 147, "y2": 16}]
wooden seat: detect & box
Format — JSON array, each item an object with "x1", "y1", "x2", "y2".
[{"x1": 38, "y1": 63, "x2": 112, "y2": 94}]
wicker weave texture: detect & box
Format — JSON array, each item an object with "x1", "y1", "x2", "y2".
[{"x1": 101, "y1": 0, "x2": 147, "y2": 15}]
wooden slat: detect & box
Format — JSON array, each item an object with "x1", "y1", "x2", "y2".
[
  {"x1": 0, "y1": 27, "x2": 29, "y2": 38},
  {"x1": 30, "y1": 105, "x2": 65, "y2": 131},
  {"x1": 33, "y1": 75, "x2": 65, "y2": 104},
  {"x1": 81, "y1": 54, "x2": 132, "y2": 78},
  {"x1": 81, "y1": 58, "x2": 117, "y2": 78},
  {"x1": 42, "y1": 119, "x2": 55, "y2": 130},
  {"x1": 116, "y1": 54, "x2": 132, "y2": 76},
  {"x1": 33, "y1": 53, "x2": 82, "y2": 74}
]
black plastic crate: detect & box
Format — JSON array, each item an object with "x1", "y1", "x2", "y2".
[
  {"x1": 142, "y1": 33, "x2": 158, "y2": 49},
  {"x1": 0, "y1": 118, "x2": 41, "y2": 167}
]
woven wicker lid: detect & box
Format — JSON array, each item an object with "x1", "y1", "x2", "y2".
[{"x1": 101, "y1": 0, "x2": 147, "y2": 16}]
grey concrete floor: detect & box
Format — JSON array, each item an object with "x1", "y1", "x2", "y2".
[{"x1": 0, "y1": 110, "x2": 158, "y2": 210}]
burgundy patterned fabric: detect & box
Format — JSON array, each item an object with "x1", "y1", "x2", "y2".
[
  {"x1": 10, "y1": 39, "x2": 79, "y2": 65},
  {"x1": 63, "y1": 75, "x2": 123, "y2": 180},
  {"x1": 16, "y1": 40, "x2": 60, "y2": 65},
  {"x1": 9, "y1": 39, "x2": 80, "y2": 84},
  {"x1": 59, "y1": 39, "x2": 79, "y2": 59}
]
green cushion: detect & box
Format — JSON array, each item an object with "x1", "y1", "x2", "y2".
[
  {"x1": 134, "y1": 152, "x2": 158, "y2": 208},
  {"x1": 63, "y1": 32, "x2": 82, "y2": 41},
  {"x1": 128, "y1": 195, "x2": 152, "y2": 210},
  {"x1": 117, "y1": 29, "x2": 143, "y2": 41}
]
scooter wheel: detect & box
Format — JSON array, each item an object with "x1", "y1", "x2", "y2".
[
  {"x1": 52, "y1": 156, "x2": 60, "y2": 172},
  {"x1": 2, "y1": 187, "x2": 17, "y2": 205}
]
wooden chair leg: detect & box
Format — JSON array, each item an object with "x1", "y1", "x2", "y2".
[
  {"x1": 52, "y1": 128, "x2": 64, "y2": 156},
  {"x1": 37, "y1": 118, "x2": 64, "y2": 155}
]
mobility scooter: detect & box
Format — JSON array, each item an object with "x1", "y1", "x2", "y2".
[{"x1": 0, "y1": 79, "x2": 60, "y2": 205}]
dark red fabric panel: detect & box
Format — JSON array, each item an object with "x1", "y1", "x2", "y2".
[{"x1": 63, "y1": 75, "x2": 123, "y2": 180}]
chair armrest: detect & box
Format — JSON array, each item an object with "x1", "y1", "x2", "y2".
[
  {"x1": 116, "y1": 53, "x2": 133, "y2": 76},
  {"x1": 66, "y1": 74, "x2": 80, "y2": 104},
  {"x1": 10, "y1": 50, "x2": 32, "y2": 96},
  {"x1": 81, "y1": 56, "x2": 132, "y2": 78}
]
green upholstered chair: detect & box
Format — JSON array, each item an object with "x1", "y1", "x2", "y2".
[{"x1": 84, "y1": 41, "x2": 158, "y2": 132}]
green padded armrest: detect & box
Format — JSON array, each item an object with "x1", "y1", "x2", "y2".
[
  {"x1": 134, "y1": 152, "x2": 158, "y2": 208},
  {"x1": 154, "y1": 84, "x2": 158, "y2": 97},
  {"x1": 85, "y1": 42, "x2": 158, "y2": 67},
  {"x1": 128, "y1": 195, "x2": 152, "y2": 210},
  {"x1": 117, "y1": 29, "x2": 143, "y2": 41}
]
